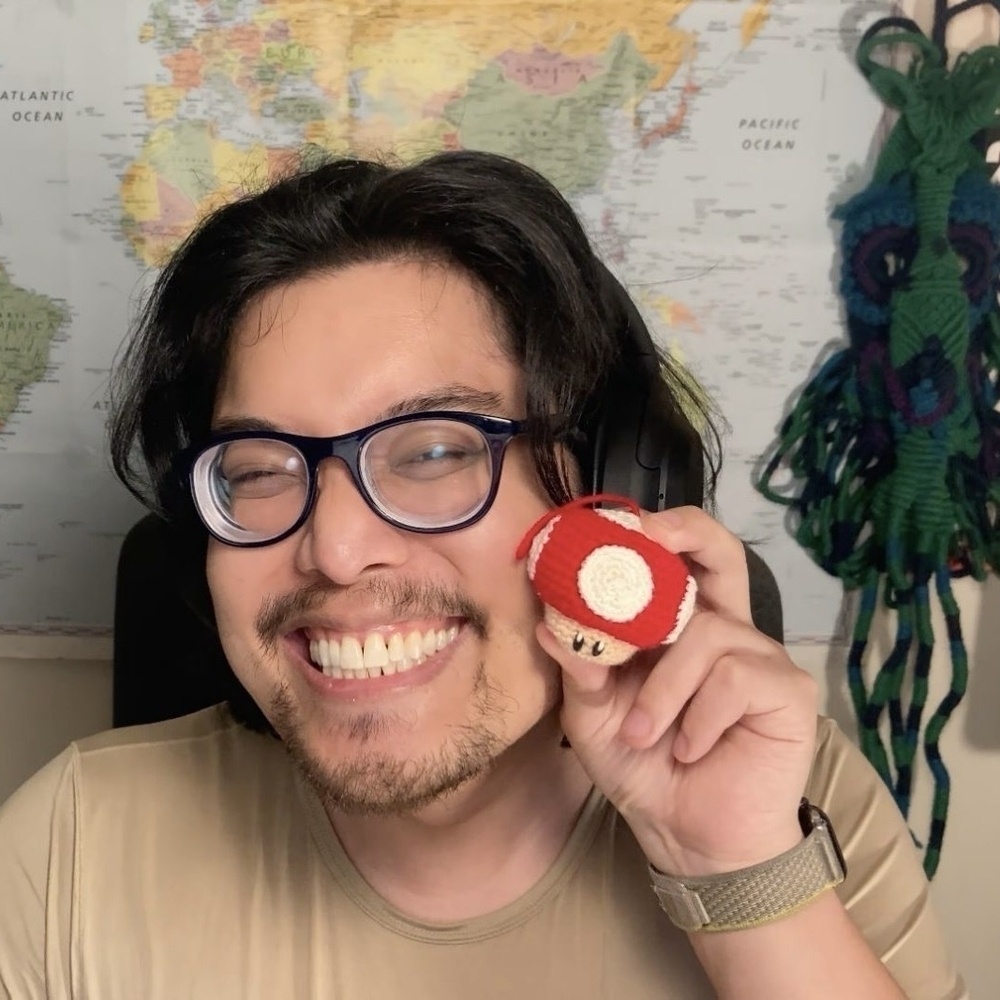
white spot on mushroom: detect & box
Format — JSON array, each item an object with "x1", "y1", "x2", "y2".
[
  {"x1": 595, "y1": 508, "x2": 643, "y2": 532},
  {"x1": 664, "y1": 574, "x2": 698, "y2": 643},
  {"x1": 577, "y1": 545, "x2": 654, "y2": 622},
  {"x1": 526, "y1": 517, "x2": 558, "y2": 579}
]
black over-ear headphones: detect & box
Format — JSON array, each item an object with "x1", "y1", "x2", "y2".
[{"x1": 588, "y1": 264, "x2": 705, "y2": 512}]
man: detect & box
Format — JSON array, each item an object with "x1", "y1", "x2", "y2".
[{"x1": 0, "y1": 151, "x2": 964, "y2": 998}]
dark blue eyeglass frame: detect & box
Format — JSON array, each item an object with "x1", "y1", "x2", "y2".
[{"x1": 180, "y1": 410, "x2": 525, "y2": 547}]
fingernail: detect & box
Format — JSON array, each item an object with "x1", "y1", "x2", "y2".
[{"x1": 620, "y1": 707, "x2": 652, "y2": 744}]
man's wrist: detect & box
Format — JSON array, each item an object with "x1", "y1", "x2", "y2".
[
  {"x1": 634, "y1": 811, "x2": 803, "y2": 879},
  {"x1": 647, "y1": 800, "x2": 847, "y2": 932},
  {"x1": 645, "y1": 827, "x2": 803, "y2": 880}
]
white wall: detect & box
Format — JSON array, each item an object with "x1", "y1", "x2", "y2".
[
  {"x1": 1, "y1": 580, "x2": 998, "y2": 995},
  {"x1": 0, "y1": 636, "x2": 112, "y2": 798},
  {"x1": 793, "y1": 575, "x2": 1000, "y2": 999}
]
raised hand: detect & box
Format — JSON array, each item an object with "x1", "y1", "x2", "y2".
[{"x1": 536, "y1": 505, "x2": 819, "y2": 876}]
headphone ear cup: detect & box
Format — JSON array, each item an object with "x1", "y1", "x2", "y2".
[
  {"x1": 591, "y1": 378, "x2": 703, "y2": 511},
  {"x1": 589, "y1": 267, "x2": 704, "y2": 511}
]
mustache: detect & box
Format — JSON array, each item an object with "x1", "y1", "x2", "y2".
[{"x1": 255, "y1": 577, "x2": 489, "y2": 648}]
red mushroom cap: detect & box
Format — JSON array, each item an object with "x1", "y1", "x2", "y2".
[{"x1": 519, "y1": 496, "x2": 694, "y2": 648}]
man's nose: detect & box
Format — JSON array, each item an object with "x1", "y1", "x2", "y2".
[{"x1": 292, "y1": 458, "x2": 410, "y2": 585}]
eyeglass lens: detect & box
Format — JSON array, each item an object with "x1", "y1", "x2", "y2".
[{"x1": 207, "y1": 418, "x2": 495, "y2": 538}]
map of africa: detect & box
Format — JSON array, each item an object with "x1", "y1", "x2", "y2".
[{"x1": 0, "y1": 0, "x2": 887, "y2": 634}]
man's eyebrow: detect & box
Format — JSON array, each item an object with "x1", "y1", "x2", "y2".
[
  {"x1": 378, "y1": 387, "x2": 505, "y2": 420},
  {"x1": 211, "y1": 415, "x2": 279, "y2": 434},
  {"x1": 210, "y1": 387, "x2": 506, "y2": 435}
]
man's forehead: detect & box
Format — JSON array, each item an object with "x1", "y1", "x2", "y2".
[
  {"x1": 216, "y1": 260, "x2": 517, "y2": 399},
  {"x1": 235, "y1": 260, "x2": 499, "y2": 332}
]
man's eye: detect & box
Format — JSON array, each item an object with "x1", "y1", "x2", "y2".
[
  {"x1": 408, "y1": 444, "x2": 473, "y2": 463},
  {"x1": 394, "y1": 443, "x2": 483, "y2": 476},
  {"x1": 225, "y1": 467, "x2": 303, "y2": 497}
]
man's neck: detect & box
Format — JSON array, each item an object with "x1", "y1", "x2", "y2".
[{"x1": 325, "y1": 716, "x2": 594, "y2": 922}]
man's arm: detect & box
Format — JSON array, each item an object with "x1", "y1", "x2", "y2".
[
  {"x1": 0, "y1": 747, "x2": 77, "y2": 1000},
  {"x1": 687, "y1": 890, "x2": 905, "y2": 999},
  {"x1": 539, "y1": 505, "x2": 962, "y2": 999},
  {"x1": 684, "y1": 716, "x2": 966, "y2": 998}
]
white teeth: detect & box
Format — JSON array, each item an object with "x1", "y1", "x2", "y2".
[
  {"x1": 309, "y1": 625, "x2": 461, "y2": 678},
  {"x1": 387, "y1": 632, "x2": 405, "y2": 663},
  {"x1": 363, "y1": 634, "x2": 389, "y2": 669},
  {"x1": 404, "y1": 631, "x2": 423, "y2": 661},
  {"x1": 385, "y1": 633, "x2": 404, "y2": 677},
  {"x1": 316, "y1": 639, "x2": 331, "y2": 669},
  {"x1": 341, "y1": 636, "x2": 363, "y2": 671}
]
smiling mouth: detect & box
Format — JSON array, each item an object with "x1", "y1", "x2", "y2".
[{"x1": 303, "y1": 624, "x2": 461, "y2": 680}]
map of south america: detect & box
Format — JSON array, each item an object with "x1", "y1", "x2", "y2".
[{"x1": 0, "y1": 265, "x2": 69, "y2": 431}]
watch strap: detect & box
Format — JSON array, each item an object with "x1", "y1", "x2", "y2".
[{"x1": 649, "y1": 800, "x2": 846, "y2": 933}]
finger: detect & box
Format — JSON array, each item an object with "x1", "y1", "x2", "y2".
[
  {"x1": 618, "y1": 611, "x2": 781, "y2": 748},
  {"x1": 640, "y1": 506, "x2": 752, "y2": 623},
  {"x1": 673, "y1": 650, "x2": 818, "y2": 763}
]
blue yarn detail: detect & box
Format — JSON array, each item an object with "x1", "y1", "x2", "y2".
[
  {"x1": 837, "y1": 170, "x2": 1000, "y2": 327},
  {"x1": 909, "y1": 378, "x2": 940, "y2": 418}
]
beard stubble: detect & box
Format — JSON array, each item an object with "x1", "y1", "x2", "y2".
[{"x1": 253, "y1": 576, "x2": 514, "y2": 816}]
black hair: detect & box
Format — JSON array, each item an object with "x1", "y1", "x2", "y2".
[
  {"x1": 108, "y1": 148, "x2": 721, "y2": 731},
  {"x1": 111, "y1": 148, "x2": 718, "y2": 516}
]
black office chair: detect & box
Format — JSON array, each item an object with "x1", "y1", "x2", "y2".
[{"x1": 112, "y1": 513, "x2": 784, "y2": 728}]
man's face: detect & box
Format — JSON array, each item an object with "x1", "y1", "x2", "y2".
[{"x1": 207, "y1": 260, "x2": 561, "y2": 814}]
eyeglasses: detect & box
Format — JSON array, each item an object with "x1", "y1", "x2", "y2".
[{"x1": 181, "y1": 411, "x2": 525, "y2": 547}]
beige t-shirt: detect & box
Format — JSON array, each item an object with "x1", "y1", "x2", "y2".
[{"x1": 0, "y1": 706, "x2": 965, "y2": 999}]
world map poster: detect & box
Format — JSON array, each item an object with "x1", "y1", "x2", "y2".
[{"x1": 0, "y1": 0, "x2": 888, "y2": 634}]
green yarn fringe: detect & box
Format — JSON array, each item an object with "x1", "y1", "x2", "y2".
[{"x1": 757, "y1": 23, "x2": 1000, "y2": 878}]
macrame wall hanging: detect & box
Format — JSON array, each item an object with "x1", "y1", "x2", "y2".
[{"x1": 756, "y1": 4, "x2": 1000, "y2": 877}]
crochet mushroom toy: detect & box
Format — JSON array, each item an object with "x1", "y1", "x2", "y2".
[{"x1": 516, "y1": 494, "x2": 697, "y2": 665}]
